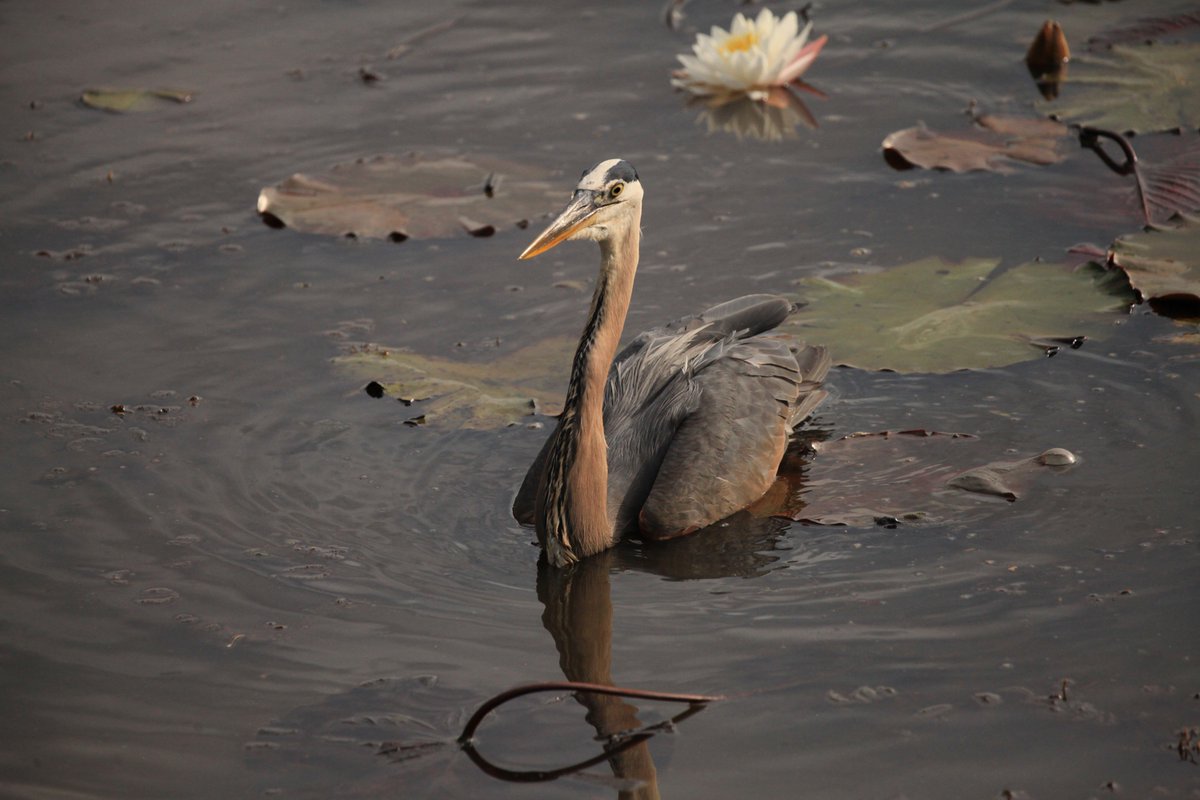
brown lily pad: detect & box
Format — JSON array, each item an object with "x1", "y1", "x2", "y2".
[
  {"x1": 1107, "y1": 213, "x2": 1200, "y2": 317},
  {"x1": 256, "y1": 153, "x2": 561, "y2": 241},
  {"x1": 1089, "y1": 11, "x2": 1200, "y2": 48},
  {"x1": 1080, "y1": 128, "x2": 1200, "y2": 226},
  {"x1": 772, "y1": 431, "x2": 1078, "y2": 526},
  {"x1": 882, "y1": 114, "x2": 1069, "y2": 174}
]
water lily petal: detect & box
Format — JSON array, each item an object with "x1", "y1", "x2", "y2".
[
  {"x1": 777, "y1": 34, "x2": 827, "y2": 84},
  {"x1": 764, "y1": 11, "x2": 799, "y2": 69},
  {"x1": 795, "y1": 18, "x2": 813, "y2": 49},
  {"x1": 775, "y1": 17, "x2": 810, "y2": 68},
  {"x1": 753, "y1": 8, "x2": 776, "y2": 34},
  {"x1": 730, "y1": 12, "x2": 754, "y2": 36}
]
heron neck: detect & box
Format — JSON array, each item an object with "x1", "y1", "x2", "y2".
[
  {"x1": 580, "y1": 230, "x2": 639, "y2": 420},
  {"x1": 540, "y1": 221, "x2": 640, "y2": 566}
]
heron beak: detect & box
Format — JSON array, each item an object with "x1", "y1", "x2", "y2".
[{"x1": 518, "y1": 191, "x2": 601, "y2": 260}]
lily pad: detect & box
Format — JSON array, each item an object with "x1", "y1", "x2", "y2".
[
  {"x1": 256, "y1": 153, "x2": 562, "y2": 241},
  {"x1": 1036, "y1": 44, "x2": 1200, "y2": 134},
  {"x1": 1134, "y1": 141, "x2": 1200, "y2": 225},
  {"x1": 786, "y1": 257, "x2": 1135, "y2": 372},
  {"x1": 1081, "y1": 129, "x2": 1200, "y2": 226},
  {"x1": 882, "y1": 115, "x2": 1068, "y2": 174},
  {"x1": 80, "y1": 88, "x2": 194, "y2": 112},
  {"x1": 336, "y1": 337, "x2": 573, "y2": 429},
  {"x1": 1107, "y1": 213, "x2": 1200, "y2": 316},
  {"x1": 778, "y1": 431, "x2": 1077, "y2": 526},
  {"x1": 1090, "y1": 11, "x2": 1200, "y2": 47}
]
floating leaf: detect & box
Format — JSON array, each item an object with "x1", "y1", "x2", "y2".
[
  {"x1": 1134, "y1": 141, "x2": 1200, "y2": 224},
  {"x1": 256, "y1": 153, "x2": 561, "y2": 241},
  {"x1": 1089, "y1": 11, "x2": 1200, "y2": 47},
  {"x1": 882, "y1": 115, "x2": 1068, "y2": 174},
  {"x1": 336, "y1": 338, "x2": 573, "y2": 429},
  {"x1": 786, "y1": 256, "x2": 1135, "y2": 373},
  {"x1": 784, "y1": 432, "x2": 1076, "y2": 526},
  {"x1": 80, "y1": 88, "x2": 194, "y2": 112},
  {"x1": 1036, "y1": 44, "x2": 1200, "y2": 134},
  {"x1": 1107, "y1": 213, "x2": 1200, "y2": 317},
  {"x1": 1081, "y1": 129, "x2": 1200, "y2": 226}
]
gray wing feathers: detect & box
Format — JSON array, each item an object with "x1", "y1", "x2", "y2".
[
  {"x1": 687, "y1": 294, "x2": 793, "y2": 337},
  {"x1": 638, "y1": 338, "x2": 802, "y2": 537},
  {"x1": 513, "y1": 294, "x2": 830, "y2": 536},
  {"x1": 787, "y1": 343, "x2": 831, "y2": 428},
  {"x1": 610, "y1": 293, "x2": 793, "y2": 370}
]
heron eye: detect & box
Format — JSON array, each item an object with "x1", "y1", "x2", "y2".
[{"x1": 610, "y1": 183, "x2": 624, "y2": 199}]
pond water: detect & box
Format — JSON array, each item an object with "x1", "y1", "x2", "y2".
[{"x1": 2, "y1": 1, "x2": 1198, "y2": 798}]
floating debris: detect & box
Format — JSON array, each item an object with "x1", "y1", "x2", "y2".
[{"x1": 1037, "y1": 447, "x2": 1077, "y2": 466}]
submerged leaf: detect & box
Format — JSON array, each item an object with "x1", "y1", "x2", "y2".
[
  {"x1": 786, "y1": 257, "x2": 1135, "y2": 373},
  {"x1": 1036, "y1": 44, "x2": 1200, "y2": 134},
  {"x1": 1089, "y1": 11, "x2": 1200, "y2": 47},
  {"x1": 1107, "y1": 213, "x2": 1200, "y2": 316},
  {"x1": 336, "y1": 338, "x2": 573, "y2": 429},
  {"x1": 882, "y1": 115, "x2": 1068, "y2": 173},
  {"x1": 1081, "y1": 129, "x2": 1200, "y2": 226},
  {"x1": 80, "y1": 88, "x2": 194, "y2": 112},
  {"x1": 1135, "y1": 141, "x2": 1200, "y2": 224},
  {"x1": 256, "y1": 153, "x2": 561, "y2": 241},
  {"x1": 786, "y1": 432, "x2": 1076, "y2": 526}
]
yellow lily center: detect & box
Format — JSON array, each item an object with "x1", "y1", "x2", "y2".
[{"x1": 719, "y1": 31, "x2": 759, "y2": 56}]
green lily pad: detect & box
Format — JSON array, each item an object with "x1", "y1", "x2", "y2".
[
  {"x1": 1035, "y1": 44, "x2": 1200, "y2": 134},
  {"x1": 786, "y1": 257, "x2": 1135, "y2": 373},
  {"x1": 337, "y1": 337, "x2": 573, "y2": 429},
  {"x1": 256, "y1": 153, "x2": 561, "y2": 241},
  {"x1": 80, "y1": 88, "x2": 194, "y2": 112},
  {"x1": 1108, "y1": 213, "x2": 1200, "y2": 317}
]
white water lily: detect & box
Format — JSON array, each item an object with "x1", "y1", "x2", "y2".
[{"x1": 672, "y1": 9, "x2": 827, "y2": 101}]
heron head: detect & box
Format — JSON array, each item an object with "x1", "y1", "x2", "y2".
[{"x1": 519, "y1": 159, "x2": 643, "y2": 260}]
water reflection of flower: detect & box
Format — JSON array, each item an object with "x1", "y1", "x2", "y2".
[
  {"x1": 689, "y1": 83, "x2": 824, "y2": 142},
  {"x1": 672, "y1": 9, "x2": 827, "y2": 100}
]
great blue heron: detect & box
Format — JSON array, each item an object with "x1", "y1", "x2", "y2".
[{"x1": 513, "y1": 159, "x2": 830, "y2": 568}]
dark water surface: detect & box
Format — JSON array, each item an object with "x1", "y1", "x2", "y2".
[{"x1": 2, "y1": 1, "x2": 1198, "y2": 798}]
